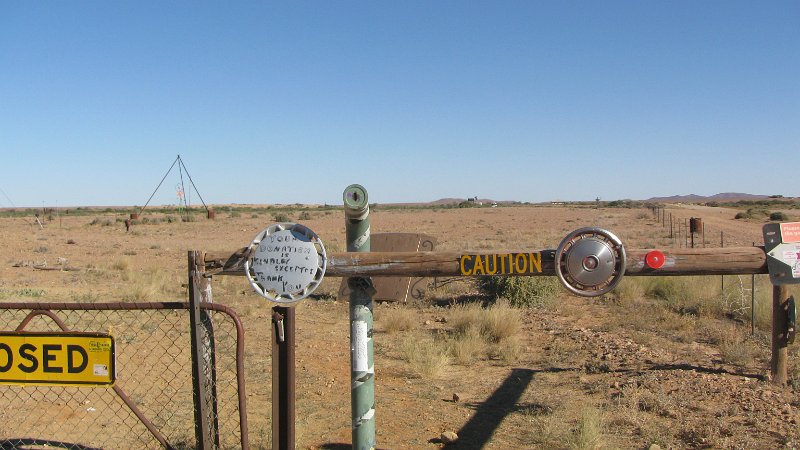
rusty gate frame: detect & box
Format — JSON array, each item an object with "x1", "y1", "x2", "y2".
[{"x1": 0, "y1": 301, "x2": 249, "y2": 450}]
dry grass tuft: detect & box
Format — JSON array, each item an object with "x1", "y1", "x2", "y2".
[
  {"x1": 400, "y1": 335, "x2": 450, "y2": 378},
  {"x1": 489, "y1": 334, "x2": 523, "y2": 363},
  {"x1": 449, "y1": 300, "x2": 521, "y2": 341},
  {"x1": 110, "y1": 259, "x2": 130, "y2": 271},
  {"x1": 121, "y1": 268, "x2": 172, "y2": 302},
  {"x1": 449, "y1": 302, "x2": 485, "y2": 335},
  {"x1": 447, "y1": 300, "x2": 523, "y2": 363},
  {"x1": 611, "y1": 278, "x2": 644, "y2": 305},
  {"x1": 705, "y1": 322, "x2": 761, "y2": 366},
  {"x1": 379, "y1": 307, "x2": 418, "y2": 333},
  {"x1": 448, "y1": 327, "x2": 485, "y2": 365},
  {"x1": 481, "y1": 299, "x2": 521, "y2": 342},
  {"x1": 569, "y1": 407, "x2": 605, "y2": 450}
]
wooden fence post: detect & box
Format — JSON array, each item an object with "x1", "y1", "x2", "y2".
[{"x1": 772, "y1": 284, "x2": 790, "y2": 385}]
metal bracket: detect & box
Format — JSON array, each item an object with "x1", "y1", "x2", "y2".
[
  {"x1": 272, "y1": 312, "x2": 285, "y2": 343},
  {"x1": 347, "y1": 276, "x2": 377, "y2": 296},
  {"x1": 788, "y1": 296, "x2": 796, "y2": 344}
]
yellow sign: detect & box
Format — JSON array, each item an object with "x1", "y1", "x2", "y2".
[
  {"x1": 460, "y1": 253, "x2": 543, "y2": 276},
  {"x1": 0, "y1": 332, "x2": 115, "y2": 386}
]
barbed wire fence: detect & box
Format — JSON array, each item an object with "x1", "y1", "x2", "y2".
[{"x1": 651, "y1": 206, "x2": 761, "y2": 334}]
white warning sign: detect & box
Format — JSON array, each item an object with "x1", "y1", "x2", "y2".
[{"x1": 769, "y1": 243, "x2": 800, "y2": 278}]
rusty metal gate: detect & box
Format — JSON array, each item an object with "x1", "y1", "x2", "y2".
[{"x1": 0, "y1": 302, "x2": 247, "y2": 450}]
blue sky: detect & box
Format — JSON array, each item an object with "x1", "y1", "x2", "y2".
[{"x1": 1, "y1": 1, "x2": 798, "y2": 207}]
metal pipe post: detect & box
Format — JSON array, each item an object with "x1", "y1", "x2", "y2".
[
  {"x1": 272, "y1": 306, "x2": 296, "y2": 450},
  {"x1": 188, "y1": 251, "x2": 220, "y2": 449},
  {"x1": 343, "y1": 184, "x2": 376, "y2": 450}
]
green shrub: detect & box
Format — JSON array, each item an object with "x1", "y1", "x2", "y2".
[
  {"x1": 770, "y1": 211, "x2": 790, "y2": 221},
  {"x1": 735, "y1": 208, "x2": 770, "y2": 220},
  {"x1": 476, "y1": 276, "x2": 559, "y2": 308},
  {"x1": 273, "y1": 212, "x2": 290, "y2": 222}
]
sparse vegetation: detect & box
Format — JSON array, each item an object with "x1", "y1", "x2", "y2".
[
  {"x1": 446, "y1": 300, "x2": 523, "y2": 363},
  {"x1": 569, "y1": 407, "x2": 606, "y2": 450},
  {"x1": 379, "y1": 307, "x2": 418, "y2": 333},
  {"x1": 477, "y1": 276, "x2": 559, "y2": 308},
  {"x1": 735, "y1": 208, "x2": 770, "y2": 220},
  {"x1": 400, "y1": 335, "x2": 450, "y2": 378},
  {"x1": 448, "y1": 327, "x2": 486, "y2": 364},
  {"x1": 89, "y1": 217, "x2": 115, "y2": 226},
  {"x1": 110, "y1": 259, "x2": 130, "y2": 271},
  {"x1": 0, "y1": 201, "x2": 792, "y2": 448},
  {"x1": 273, "y1": 212, "x2": 290, "y2": 222},
  {"x1": 0, "y1": 288, "x2": 46, "y2": 298},
  {"x1": 770, "y1": 211, "x2": 790, "y2": 221}
]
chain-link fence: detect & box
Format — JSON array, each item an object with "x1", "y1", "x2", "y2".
[{"x1": 0, "y1": 302, "x2": 247, "y2": 450}]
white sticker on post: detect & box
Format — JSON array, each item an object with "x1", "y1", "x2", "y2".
[{"x1": 351, "y1": 321, "x2": 369, "y2": 372}]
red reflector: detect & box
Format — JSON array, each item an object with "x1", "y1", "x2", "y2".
[{"x1": 645, "y1": 251, "x2": 665, "y2": 269}]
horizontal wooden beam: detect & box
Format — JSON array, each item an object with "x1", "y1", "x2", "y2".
[{"x1": 204, "y1": 246, "x2": 767, "y2": 278}]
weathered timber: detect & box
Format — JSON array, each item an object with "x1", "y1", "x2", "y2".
[
  {"x1": 772, "y1": 284, "x2": 790, "y2": 385},
  {"x1": 204, "y1": 246, "x2": 767, "y2": 277}
]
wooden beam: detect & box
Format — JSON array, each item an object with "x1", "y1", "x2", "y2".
[{"x1": 204, "y1": 246, "x2": 767, "y2": 278}]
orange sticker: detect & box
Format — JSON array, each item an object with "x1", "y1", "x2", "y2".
[{"x1": 780, "y1": 222, "x2": 800, "y2": 243}]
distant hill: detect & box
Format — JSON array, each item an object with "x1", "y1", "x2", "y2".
[
  {"x1": 401, "y1": 193, "x2": 777, "y2": 207},
  {"x1": 427, "y1": 198, "x2": 511, "y2": 206},
  {"x1": 646, "y1": 192, "x2": 770, "y2": 203},
  {"x1": 428, "y1": 198, "x2": 465, "y2": 205}
]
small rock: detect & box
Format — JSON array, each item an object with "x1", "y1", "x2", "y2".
[
  {"x1": 440, "y1": 431, "x2": 458, "y2": 444},
  {"x1": 424, "y1": 320, "x2": 431, "y2": 326},
  {"x1": 452, "y1": 393, "x2": 461, "y2": 402},
  {"x1": 649, "y1": 445, "x2": 661, "y2": 450}
]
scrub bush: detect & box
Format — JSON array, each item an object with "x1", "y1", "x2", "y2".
[{"x1": 476, "y1": 276, "x2": 559, "y2": 308}]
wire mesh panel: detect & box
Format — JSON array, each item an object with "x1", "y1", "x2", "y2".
[{"x1": 0, "y1": 302, "x2": 246, "y2": 450}]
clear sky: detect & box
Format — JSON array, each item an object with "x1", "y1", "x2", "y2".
[{"x1": 1, "y1": 1, "x2": 798, "y2": 207}]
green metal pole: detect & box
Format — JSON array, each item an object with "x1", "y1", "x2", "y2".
[{"x1": 343, "y1": 184, "x2": 376, "y2": 450}]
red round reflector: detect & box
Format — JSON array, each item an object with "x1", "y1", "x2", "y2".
[{"x1": 645, "y1": 250, "x2": 665, "y2": 269}]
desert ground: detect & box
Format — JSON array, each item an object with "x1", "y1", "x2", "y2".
[{"x1": 1, "y1": 202, "x2": 799, "y2": 449}]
